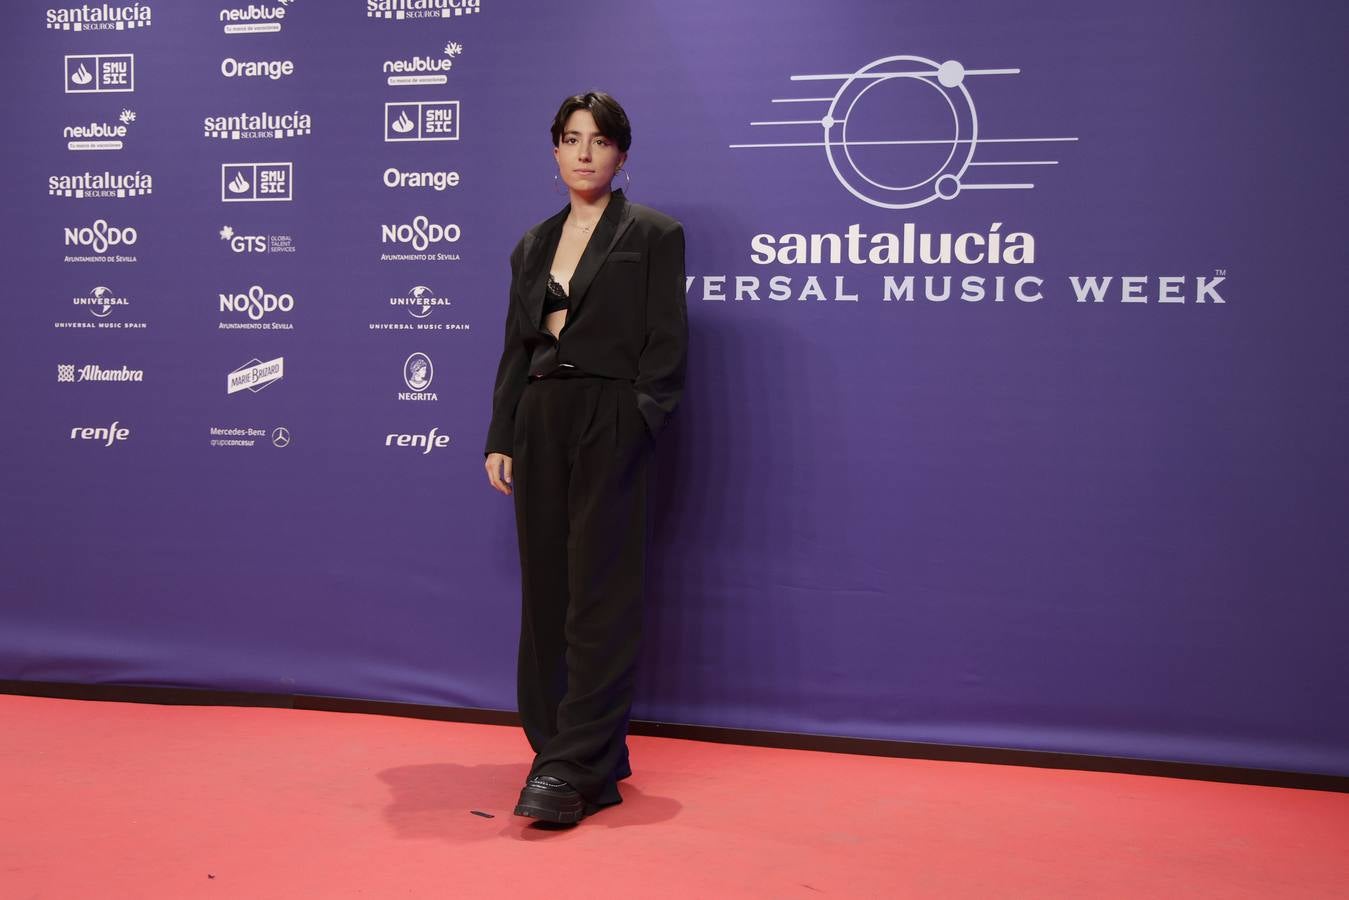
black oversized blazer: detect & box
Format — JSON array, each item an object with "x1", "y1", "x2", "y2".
[{"x1": 484, "y1": 189, "x2": 687, "y2": 457}]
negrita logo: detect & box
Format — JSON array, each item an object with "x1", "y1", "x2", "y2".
[{"x1": 731, "y1": 54, "x2": 1077, "y2": 209}]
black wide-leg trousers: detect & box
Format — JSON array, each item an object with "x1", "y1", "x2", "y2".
[{"x1": 511, "y1": 374, "x2": 651, "y2": 807}]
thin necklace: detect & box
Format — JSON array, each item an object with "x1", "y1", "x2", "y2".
[{"x1": 568, "y1": 217, "x2": 598, "y2": 233}]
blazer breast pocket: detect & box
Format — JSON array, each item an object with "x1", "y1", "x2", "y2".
[{"x1": 608, "y1": 250, "x2": 643, "y2": 263}]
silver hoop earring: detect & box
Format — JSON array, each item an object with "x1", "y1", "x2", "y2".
[
  {"x1": 552, "y1": 173, "x2": 567, "y2": 197},
  {"x1": 614, "y1": 168, "x2": 631, "y2": 192}
]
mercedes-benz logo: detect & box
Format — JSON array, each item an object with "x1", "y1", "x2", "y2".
[{"x1": 271, "y1": 426, "x2": 291, "y2": 448}]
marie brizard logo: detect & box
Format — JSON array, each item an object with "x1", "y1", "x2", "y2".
[
  {"x1": 732, "y1": 55, "x2": 1078, "y2": 209},
  {"x1": 227, "y1": 356, "x2": 284, "y2": 394}
]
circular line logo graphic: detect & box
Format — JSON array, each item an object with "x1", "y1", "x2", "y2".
[{"x1": 732, "y1": 55, "x2": 1077, "y2": 209}]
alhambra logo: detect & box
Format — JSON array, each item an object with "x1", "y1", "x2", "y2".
[
  {"x1": 367, "y1": 0, "x2": 481, "y2": 21},
  {"x1": 384, "y1": 41, "x2": 462, "y2": 86},
  {"x1": 204, "y1": 110, "x2": 312, "y2": 141},
  {"x1": 732, "y1": 54, "x2": 1077, "y2": 209},
  {"x1": 57, "y1": 363, "x2": 144, "y2": 383},
  {"x1": 47, "y1": 3, "x2": 152, "y2": 30}
]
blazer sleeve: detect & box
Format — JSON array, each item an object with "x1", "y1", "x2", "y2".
[
  {"x1": 483, "y1": 238, "x2": 530, "y2": 457},
  {"x1": 633, "y1": 220, "x2": 688, "y2": 439}
]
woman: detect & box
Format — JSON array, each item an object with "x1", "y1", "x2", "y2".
[{"x1": 483, "y1": 91, "x2": 687, "y2": 824}]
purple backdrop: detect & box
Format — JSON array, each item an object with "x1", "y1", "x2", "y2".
[{"x1": 2, "y1": 0, "x2": 1346, "y2": 777}]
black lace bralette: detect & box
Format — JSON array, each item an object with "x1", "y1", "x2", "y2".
[{"x1": 542, "y1": 274, "x2": 570, "y2": 314}]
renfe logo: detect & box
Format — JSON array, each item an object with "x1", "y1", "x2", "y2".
[
  {"x1": 70, "y1": 421, "x2": 130, "y2": 446},
  {"x1": 731, "y1": 54, "x2": 1077, "y2": 209},
  {"x1": 385, "y1": 428, "x2": 450, "y2": 454}
]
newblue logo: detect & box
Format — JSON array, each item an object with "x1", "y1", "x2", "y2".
[
  {"x1": 65, "y1": 109, "x2": 135, "y2": 151},
  {"x1": 221, "y1": 162, "x2": 292, "y2": 202},
  {"x1": 384, "y1": 101, "x2": 458, "y2": 142},
  {"x1": 384, "y1": 40, "x2": 462, "y2": 86},
  {"x1": 220, "y1": 2, "x2": 292, "y2": 35},
  {"x1": 65, "y1": 53, "x2": 134, "y2": 93}
]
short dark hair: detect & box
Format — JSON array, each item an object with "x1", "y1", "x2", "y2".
[{"x1": 550, "y1": 91, "x2": 632, "y2": 152}]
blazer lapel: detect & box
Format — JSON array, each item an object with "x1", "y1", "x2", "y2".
[
  {"x1": 564, "y1": 189, "x2": 636, "y2": 321},
  {"x1": 521, "y1": 206, "x2": 568, "y2": 334}
]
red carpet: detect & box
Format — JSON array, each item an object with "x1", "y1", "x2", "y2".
[{"x1": 0, "y1": 694, "x2": 1344, "y2": 898}]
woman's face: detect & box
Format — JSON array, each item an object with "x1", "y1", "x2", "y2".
[{"x1": 554, "y1": 109, "x2": 626, "y2": 197}]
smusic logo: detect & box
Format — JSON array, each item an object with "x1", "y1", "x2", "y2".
[
  {"x1": 384, "y1": 100, "x2": 459, "y2": 142},
  {"x1": 65, "y1": 53, "x2": 134, "y2": 93},
  {"x1": 221, "y1": 162, "x2": 292, "y2": 202}
]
